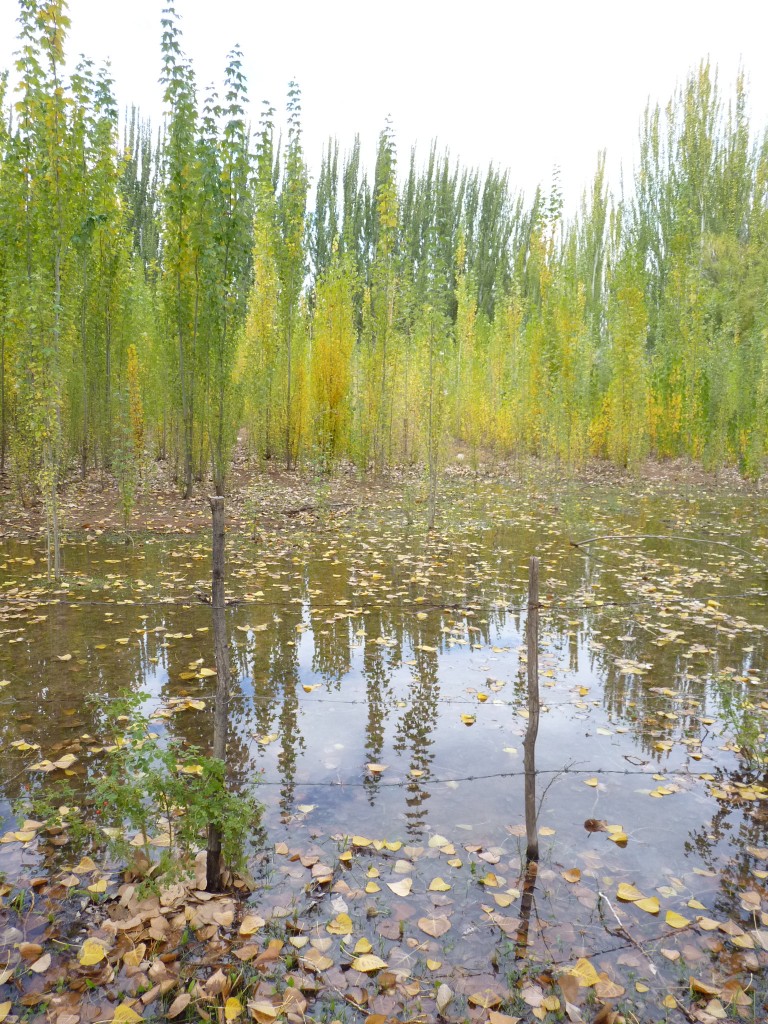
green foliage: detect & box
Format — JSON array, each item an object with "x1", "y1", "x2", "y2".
[
  {"x1": 1, "y1": 9, "x2": 768, "y2": 511},
  {"x1": 95, "y1": 691, "x2": 261, "y2": 881}
]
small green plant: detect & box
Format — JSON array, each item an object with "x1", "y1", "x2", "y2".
[
  {"x1": 20, "y1": 689, "x2": 261, "y2": 888},
  {"x1": 91, "y1": 689, "x2": 262, "y2": 883}
]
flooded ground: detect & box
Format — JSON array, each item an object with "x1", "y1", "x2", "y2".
[{"x1": 1, "y1": 472, "x2": 767, "y2": 1022}]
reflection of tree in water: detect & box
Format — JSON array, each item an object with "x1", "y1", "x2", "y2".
[
  {"x1": 392, "y1": 645, "x2": 440, "y2": 838},
  {"x1": 359, "y1": 608, "x2": 395, "y2": 803},
  {"x1": 311, "y1": 612, "x2": 352, "y2": 685},
  {"x1": 685, "y1": 761, "x2": 768, "y2": 925}
]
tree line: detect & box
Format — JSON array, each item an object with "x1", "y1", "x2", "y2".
[{"x1": 2, "y1": 1, "x2": 768, "y2": 570}]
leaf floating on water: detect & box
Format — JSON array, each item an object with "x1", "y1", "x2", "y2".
[
  {"x1": 418, "y1": 914, "x2": 451, "y2": 938},
  {"x1": 584, "y1": 777, "x2": 599, "y2": 787},
  {"x1": 326, "y1": 912, "x2": 353, "y2": 935},
  {"x1": 428, "y1": 877, "x2": 451, "y2": 892},
  {"x1": 386, "y1": 878, "x2": 412, "y2": 897},
  {"x1": 468, "y1": 990, "x2": 502, "y2": 1009},
  {"x1": 0, "y1": 1004, "x2": 12, "y2": 1024},
  {"x1": 584, "y1": 819, "x2": 608, "y2": 833},
  {"x1": 616, "y1": 883, "x2": 644, "y2": 902},
  {"x1": 635, "y1": 897, "x2": 660, "y2": 914},
  {"x1": 562, "y1": 868, "x2": 581, "y2": 883},
  {"x1": 460, "y1": 713, "x2": 476, "y2": 725},
  {"x1": 350, "y1": 954, "x2": 388, "y2": 973},
  {"x1": 569, "y1": 957, "x2": 600, "y2": 987},
  {"x1": 665, "y1": 910, "x2": 690, "y2": 929}
]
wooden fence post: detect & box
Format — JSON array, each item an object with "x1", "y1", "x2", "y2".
[
  {"x1": 523, "y1": 556, "x2": 540, "y2": 862},
  {"x1": 207, "y1": 496, "x2": 230, "y2": 891}
]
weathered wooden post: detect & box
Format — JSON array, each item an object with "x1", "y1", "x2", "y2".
[
  {"x1": 523, "y1": 556, "x2": 540, "y2": 862},
  {"x1": 207, "y1": 495, "x2": 230, "y2": 891}
]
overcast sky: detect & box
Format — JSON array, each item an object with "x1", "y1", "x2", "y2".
[{"x1": 1, "y1": 0, "x2": 767, "y2": 210}]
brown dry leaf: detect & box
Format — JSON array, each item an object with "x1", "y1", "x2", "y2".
[
  {"x1": 204, "y1": 969, "x2": 229, "y2": 997},
  {"x1": 702, "y1": 999, "x2": 727, "y2": 1019},
  {"x1": 30, "y1": 954, "x2": 51, "y2": 973},
  {"x1": 468, "y1": 989, "x2": 502, "y2": 1009},
  {"x1": 690, "y1": 977, "x2": 720, "y2": 997},
  {"x1": 19, "y1": 943, "x2": 43, "y2": 960},
  {"x1": 488, "y1": 1013, "x2": 521, "y2": 1024},
  {"x1": 521, "y1": 985, "x2": 543, "y2": 1007},
  {"x1": 584, "y1": 819, "x2": 608, "y2": 833},
  {"x1": 247, "y1": 1001, "x2": 278, "y2": 1023},
  {"x1": 165, "y1": 994, "x2": 191, "y2": 1018},
  {"x1": 301, "y1": 948, "x2": 333, "y2": 972},
  {"x1": 351, "y1": 954, "x2": 388, "y2": 973},
  {"x1": 418, "y1": 914, "x2": 451, "y2": 938},
  {"x1": 562, "y1": 868, "x2": 581, "y2": 883},
  {"x1": 234, "y1": 944, "x2": 260, "y2": 962}
]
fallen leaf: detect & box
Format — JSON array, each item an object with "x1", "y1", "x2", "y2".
[
  {"x1": 224, "y1": 997, "x2": 243, "y2": 1021},
  {"x1": 351, "y1": 954, "x2": 388, "y2": 973},
  {"x1": 113, "y1": 1005, "x2": 143, "y2": 1024},
  {"x1": 387, "y1": 878, "x2": 412, "y2": 897},
  {"x1": 665, "y1": 910, "x2": 690, "y2": 929},
  {"x1": 79, "y1": 939, "x2": 107, "y2": 966},
  {"x1": 562, "y1": 868, "x2": 581, "y2": 883},
  {"x1": 418, "y1": 914, "x2": 452, "y2": 938}
]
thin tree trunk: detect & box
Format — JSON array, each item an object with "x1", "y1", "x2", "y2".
[
  {"x1": 523, "y1": 556, "x2": 540, "y2": 861},
  {"x1": 207, "y1": 496, "x2": 231, "y2": 891}
]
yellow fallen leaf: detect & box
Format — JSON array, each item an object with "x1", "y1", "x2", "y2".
[
  {"x1": 112, "y1": 1004, "x2": 143, "y2": 1024},
  {"x1": 665, "y1": 910, "x2": 690, "y2": 929},
  {"x1": 541, "y1": 995, "x2": 561, "y2": 1012},
  {"x1": 426, "y1": 959, "x2": 442, "y2": 970},
  {"x1": 0, "y1": 1003, "x2": 11, "y2": 1024},
  {"x1": 197, "y1": 667, "x2": 217, "y2": 677},
  {"x1": 635, "y1": 897, "x2": 660, "y2": 914},
  {"x1": 239, "y1": 914, "x2": 265, "y2": 936},
  {"x1": 461, "y1": 714, "x2": 476, "y2": 725},
  {"x1": 224, "y1": 997, "x2": 243, "y2": 1021},
  {"x1": 428, "y1": 877, "x2": 451, "y2": 892},
  {"x1": 88, "y1": 878, "x2": 107, "y2": 894},
  {"x1": 607, "y1": 831, "x2": 628, "y2": 844},
  {"x1": 365, "y1": 881, "x2": 381, "y2": 893},
  {"x1": 79, "y1": 938, "x2": 107, "y2": 966},
  {"x1": 617, "y1": 883, "x2": 644, "y2": 902},
  {"x1": 351, "y1": 954, "x2": 388, "y2": 973},
  {"x1": 177, "y1": 763, "x2": 203, "y2": 776},
  {"x1": 635, "y1": 982, "x2": 649, "y2": 993},
  {"x1": 584, "y1": 777, "x2": 599, "y2": 787},
  {"x1": 327, "y1": 912, "x2": 353, "y2": 935},
  {"x1": 569, "y1": 957, "x2": 600, "y2": 987},
  {"x1": 353, "y1": 938, "x2": 372, "y2": 955},
  {"x1": 662, "y1": 994, "x2": 677, "y2": 1009}
]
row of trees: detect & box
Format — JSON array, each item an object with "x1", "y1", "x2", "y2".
[{"x1": 2, "y1": 3, "x2": 768, "y2": 566}]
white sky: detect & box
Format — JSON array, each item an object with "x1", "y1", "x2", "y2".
[{"x1": 1, "y1": 0, "x2": 767, "y2": 211}]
